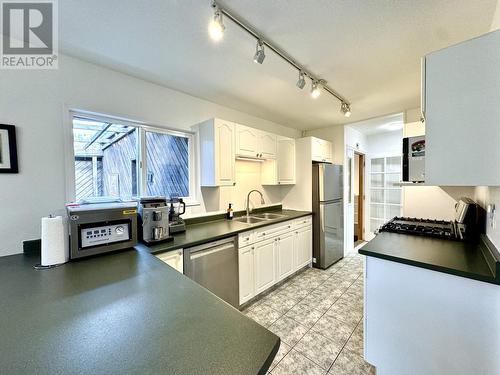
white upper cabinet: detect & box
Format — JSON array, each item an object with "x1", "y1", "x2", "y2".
[
  {"x1": 195, "y1": 118, "x2": 235, "y2": 187},
  {"x1": 235, "y1": 124, "x2": 262, "y2": 158},
  {"x1": 310, "y1": 136, "x2": 333, "y2": 163},
  {"x1": 261, "y1": 137, "x2": 295, "y2": 185},
  {"x1": 424, "y1": 30, "x2": 500, "y2": 186},
  {"x1": 235, "y1": 124, "x2": 277, "y2": 159},
  {"x1": 261, "y1": 132, "x2": 277, "y2": 159},
  {"x1": 277, "y1": 137, "x2": 296, "y2": 184}
]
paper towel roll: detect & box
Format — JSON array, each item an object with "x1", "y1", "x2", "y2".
[{"x1": 41, "y1": 216, "x2": 69, "y2": 266}]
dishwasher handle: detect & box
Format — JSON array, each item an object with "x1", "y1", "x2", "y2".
[{"x1": 189, "y1": 243, "x2": 235, "y2": 260}]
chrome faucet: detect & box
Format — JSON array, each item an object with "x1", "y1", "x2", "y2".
[{"x1": 246, "y1": 190, "x2": 265, "y2": 216}]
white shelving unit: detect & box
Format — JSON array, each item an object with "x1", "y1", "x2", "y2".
[{"x1": 369, "y1": 155, "x2": 403, "y2": 233}]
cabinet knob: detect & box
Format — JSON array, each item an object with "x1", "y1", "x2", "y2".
[
  {"x1": 263, "y1": 232, "x2": 266, "y2": 235},
  {"x1": 295, "y1": 231, "x2": 298, "y2": 234}
]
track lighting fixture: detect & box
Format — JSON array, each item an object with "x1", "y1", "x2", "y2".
[
  {"x1": 296, "y1": 71, "x2": 306, "y2": 89},
  {"x1": 311, "y1": 80, "x2": 321, "y2": 99},
  {"x1": 207, "y1": 2, "x2": 351, "y2": 114},
  {"x1": 341, "y1": 102, "x2": 352, "y2": 117},
  {"x1": 209, "y1": 2, "x2": 225, "y2": 42},
  {"x1": 253, "y1": 40, "x2": 265, "y2": 64}
]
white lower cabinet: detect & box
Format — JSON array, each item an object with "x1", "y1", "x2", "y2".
[
  {"x1": 155, "y1": 249, "x2": 184, "y2": 273},
  {"x1": 276, "y1": 232, "x2": 295, "y2": 281},
  {"x1": 254, "y1": 238, "x2": 277, "y2": 294},
  {"x1": 238, "y1": 216, "x2": 312, "y2": 306},
  {"x1": 238, "y1": 245, "x2": 255, "y2": 304},
  {"x1": 295, "y1": 226, "x2": 312, "y2": 269}
]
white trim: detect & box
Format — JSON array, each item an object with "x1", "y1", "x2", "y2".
[{"x1": 65, "y1": 108, "x2": 199, "y2": 203}]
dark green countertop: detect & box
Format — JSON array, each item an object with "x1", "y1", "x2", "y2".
[
  {"x1": 359, "y1": 232, "x2": 500, "y2": 285},
  {"x1": 144, "y1": 209, "x2": 312, "y2": 254},
  {"x1": 0, "y1": 248, "x2": 279, "y2": 374}
]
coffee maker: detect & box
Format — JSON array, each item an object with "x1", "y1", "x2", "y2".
[
  {"x1": 138, "y1": 197, "x2": 173, "y2": 244},
  {"x1": 168, "y1": 195, "x2": 186, "y2": 234}
]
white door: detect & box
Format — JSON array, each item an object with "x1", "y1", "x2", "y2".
[
  {"x1": 344, "y1": 147, "x2": 355, "y2": 254},
  {"x1": 216, "y1": 121, "x2": 235, "y2": 185},
  {"x1": 238, "y1": 245, "x2": 255, "y2": 304},
  {"x1": 261, "y1": 132, "x2": 277, "y2": 159},
  {"x1": 254, "y1": 238, "x2": 276, "y2": 293},
  {"x1": 295, "y1": 225, "x2": 312, "y2": 269},
  {"x1": 236, "y1": 125, "x2": 261, "y2": 158},
  {"x1": 276, "y1": 232, "x2": 295, "y2": 281},
  {"x1": 277, "y1": 138, "x2": 295, "y2": 184},
  {"x1": 155, "y1": 249, "x2": 183, "y2": 273}
]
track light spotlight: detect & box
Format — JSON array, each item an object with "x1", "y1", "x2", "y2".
[
  {"x1": 209, "y1": 3, "x2": 225, "y2": 42},
  {"x1": 311, "y1": 80, "x2": 321, "y2": 99},
  {"x1": 296, "y1": 71, "x2": 306, "y2": 89},
  {"x1": 341, "y1": 102, "x2": 352, "y2": 117},
  {"x1": 253, "y1": 40, "x2": 265, "y2": 64}
]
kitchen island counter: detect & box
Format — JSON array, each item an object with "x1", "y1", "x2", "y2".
[
  {"x1": 359, "y1": 232, "x2": 499, "y2": 285},
  {"x1": 0, "y1": 248, "x2": 279, "y2": 375}
]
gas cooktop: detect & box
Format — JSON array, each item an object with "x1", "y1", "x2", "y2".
[{"x1": 380, "y1": 217, "x2": 458, "y2": 240}]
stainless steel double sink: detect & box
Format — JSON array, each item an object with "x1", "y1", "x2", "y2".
[{"x1": 234, "y1": 212, "x2": 286, "y2": 224}]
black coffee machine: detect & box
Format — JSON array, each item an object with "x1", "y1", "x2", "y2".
[{"x1": 168, "y1": 194, "x2": 186, "y2": 234}]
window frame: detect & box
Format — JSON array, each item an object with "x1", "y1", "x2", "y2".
[{"x1": 66, "y1": 109, "x2": 198, "y2": 205}]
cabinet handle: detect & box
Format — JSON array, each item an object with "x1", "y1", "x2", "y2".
[
  {"x1": 295, "y1": 231, "x2": 298, "y2": 234},
  {"x1": 263, "y1": 232, "x2": 266, "y2": 235},
  {"x1": 251, "y1": 246, "x2": 255, "y2": 250},
  {"x1": 233, "y1": 182, "x2": 236, "y2": 186}
]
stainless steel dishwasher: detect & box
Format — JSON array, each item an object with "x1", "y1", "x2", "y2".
[{"x1": 184, "y1": 237, "x2": 239, "y2": 308}]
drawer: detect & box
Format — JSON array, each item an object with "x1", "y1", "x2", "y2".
[
  {"x1": 294, "y1": 216, "x2": 312, "y2": 228},
  {"x1": 254, "y1": 220, "x2": 293, "y2": 242},
  {"x1": 238, "y1": 231, "x2": 254, "y2": 247}
]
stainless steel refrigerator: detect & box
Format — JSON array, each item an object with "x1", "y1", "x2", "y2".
[{"x1": 312, "y1": 163, "x2": 344, "y2": 269}]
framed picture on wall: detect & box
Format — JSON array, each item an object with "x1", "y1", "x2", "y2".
[{"x1": 0, "y1": 124, "x2": 19, "y2": 173}]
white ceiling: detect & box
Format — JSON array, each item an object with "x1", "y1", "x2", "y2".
[
  {"x1": 349, "y1": 113, "x2": 404, "y2": 136},
  {"x1": 59, "y1": 0, "x2": 496, "y2": 130}
]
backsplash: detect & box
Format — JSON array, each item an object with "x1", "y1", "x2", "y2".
[
  {"x1": 474, "y1": 186, "x2": 500, "y2": 249},
  {"x1": 188, "y1": 160, "x2": 283, "y2": 218}
]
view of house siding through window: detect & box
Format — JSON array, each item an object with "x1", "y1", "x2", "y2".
[
  {"x1": 146, "y1": 132, "x2": 189, "y2": 197},
  {"x1": 72, "y1": 116, "x2": 190, "y2": 201}
]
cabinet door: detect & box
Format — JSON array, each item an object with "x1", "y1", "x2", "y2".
[
  {"x1": 311, "y1": 138, "x2": 324, "y2": 161},
  {"x1": 323, "y1": 141, "x2": 333, "y2": 163},
  {"x1": 425, "y1": 31, "x2": 500, "y2": 185},
  {"x1": 254, "y1": 238, "x2": 276, "y2": 294},
  {"x1": 236, "y1": 125, "x2": 261, "y2": 158},
  {"x1": 215, "y1": 121, "x2": 235, "y2": 185},
  {"x1": 156, "y1": 249, "x2": 184, "y2": 273},
  {"x1": 295, "y1": 226, "x2": 312, "y2": 270},
  {"x1": 261, "y1": 132, "x2": 277, "y2": 159},
  {"x1": 277, "y1": 138, "x2": 295, "y2": 184},
  {"x1": 238, "y1": 245, "x2": 255, "y2": 304},
  {"x1": 277, "y1": 232, "x2": 295, "y2": 281}
]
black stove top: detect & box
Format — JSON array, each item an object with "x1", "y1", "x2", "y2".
[{"x1": 380, "y1": 217, "x2": 457, "y2": 240}]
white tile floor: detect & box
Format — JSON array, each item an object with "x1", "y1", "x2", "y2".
[{"x1": 242, "y1": 252, "x2": 375, "y2": 374}]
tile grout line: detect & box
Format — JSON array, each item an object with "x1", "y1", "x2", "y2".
[{"x1": 271, "y1": 261, "x2": 364, "y2": 374}]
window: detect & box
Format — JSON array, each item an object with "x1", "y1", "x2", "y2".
[{"x1": 71, "y1": 114, "x2": 194, "y2": 202}]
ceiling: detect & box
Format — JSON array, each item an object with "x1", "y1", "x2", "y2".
[
  {"x1": 349, "y1": 113, "x2": 404, "y2": 136},
  {"x1": 59, "y1": 0, "x2": 496, "y2": 130}
]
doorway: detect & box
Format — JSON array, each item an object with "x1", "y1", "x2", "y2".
[{"x1": 353, "y1": 152, "x2": 365, "y2": 246}]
